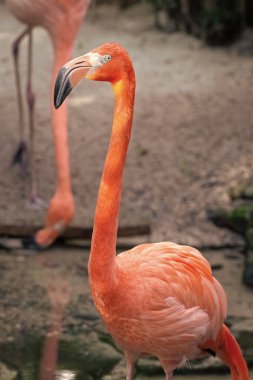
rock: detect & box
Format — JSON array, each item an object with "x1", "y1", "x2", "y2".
[
  {"x1": 229, "y1": 183, "x2": 246, "y2": 200},
  {"x1": 1, "y1": 331, "x2": 122, "y2": 380},
  {"x1": 178, "y1": 356, "x2": 228, "y2": 374},
  {"x1": 229, "y1": 180, "x2": 253, "y2": 200},
  {"x1": 58, "y1": 332, "x2": 122, "y2": 379},
  {"x1": 209, "y1": 193, "x2": 253, "y2": 287},
  {"x1": 230, "y1": 181, "x2": 253, "y2": 200},
  {"x1": 101, "y1": 375, "x2": 113, "y2": 380},
  {"x1": 0, "y1": 362, "x2": 17, "y2": 380},
  {"x1": 136, "y1": 355, "x2": 230, "y2": 376},
  {"x1": 109, "y1": 358, "x2": 126, "y2": 380},
  {"x1": 242, "y1": 185, "x2": 253, "y2": 200}
]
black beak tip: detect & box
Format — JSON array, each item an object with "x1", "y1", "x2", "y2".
[
  {"x1": 54, "y1": 67, "x2": 72, "y2": 109},
  {"x1": 54, "y1": 102, "x2": 60, "y2": 110},
  {"x1": 54, "y1": 99, "x2": 60, "y2": 110}
]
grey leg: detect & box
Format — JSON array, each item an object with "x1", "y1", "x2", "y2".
[
  {"x1": 26, "y1": 28, "x2": 46, "y2": 208},
  {"x1": 11, "y1": 27, "x2": 29, "y2": 170}
]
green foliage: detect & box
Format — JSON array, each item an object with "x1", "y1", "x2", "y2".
[
  {"x1": 188, "y1": 0, "x2": 202, "y2": 30},
  {"x1": 209, "y1": 204, "x2": 252, "y2": 236},
  {"x1": 201, "y1": 0, "x2": 243, "y2": 45},
  {"x1": 149, "y1": 0, "x2": 248, "y2": 45},
  {"x1": 148, "y1": 0, "x2": 181, "y2": 31}
]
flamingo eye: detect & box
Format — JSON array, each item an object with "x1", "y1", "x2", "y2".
[{"x1": 104, "y1": 55, "x2": 112, "y2": 62}]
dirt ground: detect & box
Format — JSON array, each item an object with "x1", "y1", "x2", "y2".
[
  {"x1": 0, "y1": 1, "x2": 253, "y2": 378},
  {"x1": 1, "y1": 2, "x2": 253, "y2": 246}
]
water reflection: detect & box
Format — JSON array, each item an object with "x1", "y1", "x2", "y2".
[
  {"x1": 0, "y1": 251, "x2": 115, "y2": 380},
  {"x1": 39, "y1": 274, "x2": 70, "y2": 380},
  {"x1": 55, "y1": 369, "x2": 77, "y2": 380}
]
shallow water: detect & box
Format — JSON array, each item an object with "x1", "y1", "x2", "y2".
[
  {"x1": 0, "y1": 247, "x2": 252, "y2": 380},
  {"x1": 138, "y1": 375, "x2": 253, "y2": 380},
  {"x1": 1, "y1": 330, "x2": 252, "y2": 380}
]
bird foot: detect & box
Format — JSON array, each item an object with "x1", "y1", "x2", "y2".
[
  {"x1": 26, "y1": 194, "x2": 48, "y2": 209},
  {"x1": 11, "y1": 141, "x2": 28, "y2": 174}
]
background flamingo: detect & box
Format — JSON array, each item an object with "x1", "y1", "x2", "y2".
[
  {"x1": 55, "y1": 42, "x2": 249, "y2": 380},
  {"x1": 6, "y1": 0, "x2": 91, "y2": 247}
]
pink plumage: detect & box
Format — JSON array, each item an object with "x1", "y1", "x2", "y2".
[
  {"x1": 92, "y1": 242, "x2": 227, "y2": 370},
  {"x1": 6, "y1": 0, "x2": 89, "y2": 36}
]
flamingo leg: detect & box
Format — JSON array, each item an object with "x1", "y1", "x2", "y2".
[
  {"x1": 124, "y1": 352, "x2": 138, "y2": 380},
  {"x1": 166, "y1": 372, "x2": 173, "y2": 380},
  {"x1": 11, "y1": 27, "x2": 30, "y2": 171},
  {"x1": 126, "y1": 359, "x2": 135, "y2": 380},
  {"x1": 26, "y1": 28, "x2": 46, "y2": 208}
]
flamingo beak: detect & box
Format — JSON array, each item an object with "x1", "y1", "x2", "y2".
[{"x1": 54, "y1": 55, "x2": 93, "y2": 109}]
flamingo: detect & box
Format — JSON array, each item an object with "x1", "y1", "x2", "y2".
[
  {"x1": 54, "y1": 42, "x2": 249, "y2": 380},
  {"x1": 6, "y1": 0, "x2": 90, "y2": 247}
]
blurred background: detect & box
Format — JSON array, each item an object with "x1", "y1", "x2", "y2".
[{"x1": 0, "y1": 0, "x2": 253, "y2": 379}]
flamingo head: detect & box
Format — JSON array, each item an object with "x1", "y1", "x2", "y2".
[{"x1": 54, "y1": 42, "x2": 134, "y2": 109}]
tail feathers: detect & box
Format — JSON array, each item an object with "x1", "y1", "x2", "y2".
[{"x1": 216, "y1": 324, "x2": 248, "y2": 380}]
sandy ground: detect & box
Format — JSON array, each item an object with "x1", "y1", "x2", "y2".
[{"x1": 1, "y1": 2, "x2": 253, "y2": 247}]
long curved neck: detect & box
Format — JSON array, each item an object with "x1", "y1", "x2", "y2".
[
  {"x1": 51, "y1": 43, "x2": 73, "y2": 193},
  {"x1": 89, "y1": 72, "x2": 135, "y2": 283}
]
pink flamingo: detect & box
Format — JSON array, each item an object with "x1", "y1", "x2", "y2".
[
  {"x1": 6, "y1": 0, "x2": 90, "y2": 247},
  {"x1": 54, "y1": 43, "x2": 248, "y2": 380}
]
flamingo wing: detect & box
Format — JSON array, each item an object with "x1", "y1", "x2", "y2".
[{"x1": 104, "y1": 242, "x2": 228, "y2": 363}]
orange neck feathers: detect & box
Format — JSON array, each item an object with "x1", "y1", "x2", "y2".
[{"x1": 89, "y1": 70, "x2": 136, "y2": 284}]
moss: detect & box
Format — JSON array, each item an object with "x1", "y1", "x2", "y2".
[
  {"x1": 226, "y1": 204, "x2": 252, "y2": 222},
  {"x1": 208, "y1": 204, "x2": 252, "y2": 235}
]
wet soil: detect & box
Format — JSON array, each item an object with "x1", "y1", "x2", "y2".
[{"x1": 0, "y1": 247, "x2": 252, "y2": 379}]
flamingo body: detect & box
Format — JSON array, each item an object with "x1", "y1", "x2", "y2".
[
  {"x1": 6, "y1": 0, "x2": 87, "y2": 39},
  {"x1": 90, "y1": 242, "x2": 226, "y2": 369},
  {"x1": 54, "y1": 43, "x2": 248, "y2": 379}
]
